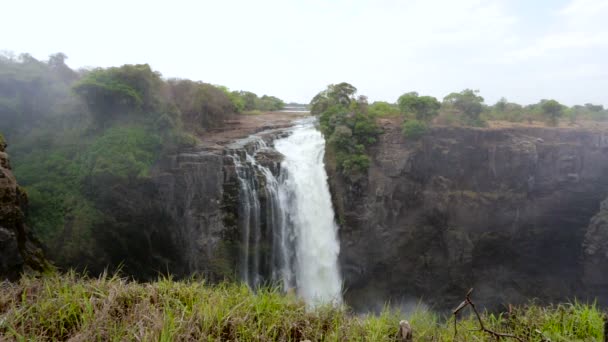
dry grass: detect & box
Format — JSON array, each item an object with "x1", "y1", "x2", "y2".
[{"x1": 0, "y1": 273, "x2": 604, "y2": 341}]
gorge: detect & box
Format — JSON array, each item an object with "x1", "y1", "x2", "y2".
[{"x1": 4, "y1": 112, "x2": 608, "y2": 311}]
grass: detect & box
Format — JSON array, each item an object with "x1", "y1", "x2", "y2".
[{"x1": 0, "y1": 273, "x2": 605, "y2": 341}]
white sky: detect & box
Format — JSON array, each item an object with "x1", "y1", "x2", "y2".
[{"x1": 2, "y1": 0, "x2": 607, "y2": 106}]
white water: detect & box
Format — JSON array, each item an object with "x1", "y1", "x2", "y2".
[{"x1": 275, "y1": 119, "x2": 343, "y2": 305}]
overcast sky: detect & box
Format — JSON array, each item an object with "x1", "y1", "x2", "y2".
[{"x1": 2, "y1": 0, "x2": 607, "y2": 106}]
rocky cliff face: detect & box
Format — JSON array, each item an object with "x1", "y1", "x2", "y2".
[
  {"x1": 0, "y1": 136, "x2": 47, "y2": 280},
  {"x1": 146, "y1": 129, "x2": 287, "y2": 281},
  {"x1": 327, "y1": 123, "x2": 608, "y2": 311}
]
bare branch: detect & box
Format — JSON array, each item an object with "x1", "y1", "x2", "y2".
[{"x1": 452, "y1": 288, "x2": 524, "y2": 342}]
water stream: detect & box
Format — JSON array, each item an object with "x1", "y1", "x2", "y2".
[{"x1": 229, "y1": 118, "x2": 342, "y2": 305}]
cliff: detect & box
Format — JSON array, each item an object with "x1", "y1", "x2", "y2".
[
  {"x1": 151, "y1": 128, "x2": 287, "y2": 281},
  {"x1": 36, "y1": 113, "x2": 300, "y2": 280},
  {"x1": 327, "y1": 121, "x2": 608, "y2": 310},
  {"x1": 0, "y1": 135, "x2": 48, "y2": 280}
]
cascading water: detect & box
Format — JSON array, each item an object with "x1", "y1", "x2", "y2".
[
  {"x1": 275, "y1": 119, "x2": 343, "y2": 305},
  {"x1": 230, "y1": 118, "x2": 342, "y2": 305}
]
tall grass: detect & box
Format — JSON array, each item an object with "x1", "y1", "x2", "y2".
[{"x1": 0, "y1": 273, "x2": 605, "y2": 341}]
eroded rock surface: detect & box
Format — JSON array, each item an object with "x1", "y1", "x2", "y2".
[
  {"x1": 327, "y1": 124, "x2": 608, "y2": 310},
  {"x1": 0, "y1": 136, "x2": 47, "y2": 280}
]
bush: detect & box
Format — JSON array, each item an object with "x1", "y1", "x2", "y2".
[
  {"x1": 73, "y1": 64, "x2": 162, "y2": 126},
  {"x1": 402, "y1": 119, "x2": 428, "y2": 139},
  {"x1": 368, "y1": 101, "x2": 400, "y2": 117}
]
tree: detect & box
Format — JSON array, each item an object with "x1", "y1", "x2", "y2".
[
  {"x1": 167, "y1": 79, "x2": 233, "y2": 129},
  {"x1": 494, "y1": 97, "x2": 508, "y2": 112},
  {"x1": 443, "y1": 89, "x2": 485, "y2": 126},
  {"x1": 234, "y1": 91, "x2": 258, "y2": 111},
  {"x1": 368, "y1": 101, "x2": 399, "y2": 117},
  {"x1": 402, "y1": 119, "x2": 428, "y2": 139},
  {"x1": 73, "y1": 64, "x2": 163, "y2": 126},
  {"x1": 540, "y1": 99, "x2": 564, "y2": 126},
  {"x1": 310, "y1": 82, "x2": 357, "y2": 115},
  {"x1": 585, "y1": 103, "x2": 604, "y2": 112},
  {"x1": 256, "y1": 95, "x2": 285, "y2": 111},
  {"x1": 397, "y1": 92, "x2": 441, "y2": 122}
]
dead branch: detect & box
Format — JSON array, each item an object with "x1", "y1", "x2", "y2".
[{"x1": 452, "y1": 288, "x2": 524, "y2": 342}]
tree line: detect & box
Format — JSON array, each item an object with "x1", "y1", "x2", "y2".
[{"x1": 310, "y1": 82, "x2": 607, "y2": 173}]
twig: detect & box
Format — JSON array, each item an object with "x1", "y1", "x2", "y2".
[{"x1": 452, "y1": 288, "x2": 524, "y2": 341}]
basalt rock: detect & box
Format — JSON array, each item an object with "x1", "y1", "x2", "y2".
[
  {"x1": 0, "y1": 135, "x2": 48, "y2": 280},
  {"x1": 327, "y1": 124, "x2": 608, "y2": 311}
]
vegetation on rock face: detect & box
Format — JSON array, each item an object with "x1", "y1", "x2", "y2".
[
  {"x1": 0, "y1": 273, "x2": 604, "y2": 341},
  {"x1": 402, "y1": 119, "x2": 428, "y2": 139},
  {"x1": 313, "y1": 83, "x2": 381, "y2": 175},
  {"x1": 0, "y1": 52, "x2": 286, "y2": 278}
]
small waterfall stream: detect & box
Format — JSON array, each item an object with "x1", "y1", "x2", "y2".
[{"x1": 229, "y1": 118, "x2": 342, "y2": 305}]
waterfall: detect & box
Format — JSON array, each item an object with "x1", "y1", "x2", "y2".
[
  {"x1": 275, "y1": 119, "x2": 343, "y2": 305},
  {"x1": 229, "y1": 118, "x2": 342, "y2": 305}
]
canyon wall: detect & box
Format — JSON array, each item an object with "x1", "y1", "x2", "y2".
[{"x1": 327, "y1": 122, "x2": 608, "y2": 311}]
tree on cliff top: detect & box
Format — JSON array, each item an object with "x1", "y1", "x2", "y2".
[
  {"x1": 540, "y1": 99, "x2": 565, "y2": 126},
  {"x1": 310, "y1": 82, "x2": 357, "y2": 115},
  {"x1": 73, "y1": 64, "x2": 163, "y2": 127},
  {"x1": 397, "y1": 92, "x2": 441, "y2": 122},
  {"x1": 443, "y1": 89, "x2": 486, "y2": 126}
]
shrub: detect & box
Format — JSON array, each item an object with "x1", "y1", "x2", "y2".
[{"x1": 402, "y1": 119, "x2": 428, "y2": 139}]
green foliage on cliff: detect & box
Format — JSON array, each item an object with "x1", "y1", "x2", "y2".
[
  {"x1": 402, "y1": 119, "x2": 428, "y2": 139},
  {"x1": 398, "y1": 92, "x2": 441, "y2": 122},
  {"x1": 73, "y1": 64, "x2": 162, "y2": 126},
  {"x1": 368, "y1": 101, "x2": 400, "y2": 117},
  {"x1": 1, "y1": 273, "x2": 604, "y2": 341},
  {"x1": 0, "y1": 51, "x2": 285, "y2": 276},
  {"x1": 541, "y1": 99, "x2": 566, "y2": 126},
  {"x1": 442, "y1": 89, "x2": 486, "y2": 127},
  {"x1": 310, "y1": 82, "x2": 357, "y2": 115},
  {"x1": 314, "y1": 84, "x2": 381, "y2": 174}
]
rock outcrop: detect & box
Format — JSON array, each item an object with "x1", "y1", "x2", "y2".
[
  {"x1": 583, "y1": 197, "x2": 608, "y2": 301},
  {"x1": 147, "y1": 129, "x2": 287, "y2": 281},
  {"x1": 0, "y1": 135, "x2": 48, "y2": 280},
  {"x1": 327, "y1": 123, "x2": 608, "y2": 311}
]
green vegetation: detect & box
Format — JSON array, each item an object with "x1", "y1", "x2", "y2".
[
  {"x1": 312, "y1": 83, "x2": 608, "y2": 173},
  {"x1": 0, "y1": 52, "x2": 286, "y2": 277},
  {"x1": 402, "y1": 119, "x2": 428, "y2": 139},
  {"x1": 0, "y1": 273, "x2": 604, "y2": 341},
  {"x1": 398, "y1": 92, "x2": 441, "y2": 122},
  {"x1": 368, "y1": 101, "x2": 400, "y2": 117},
  {"x1": 310, "y1": 82, "x2": 357, "y2": 115},
  {"x1": 442, "y1": 89, "x2": 486, "y2": 127},
  {"x1": 313, "y1": 83, "x2": 381, "y2": 174},
  {"x1": 541, "y1": 99, "x2": 566, "y2": 126},
  {"x1": 226, "y1": 89, "x2": 285, "y2": 113}
]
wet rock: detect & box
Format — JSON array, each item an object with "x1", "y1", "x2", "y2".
[{"x1": 0, "y1": 138, "x2": 48, "y2": 280}]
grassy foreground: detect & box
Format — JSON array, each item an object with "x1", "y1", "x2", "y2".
[{"x1": 0, "y1": 273, "x2": 605, "y2": 341}]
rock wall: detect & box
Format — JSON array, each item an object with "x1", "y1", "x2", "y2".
[
  {"x1": 327, "y1": 123, "x2": 608, "y2": 311},
  {"x1": 148, "y1": 130, "x2": 287, "y2": 281},
  {"x1": 0, "y1": 136, "x2": 47, "y2": 280}
]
